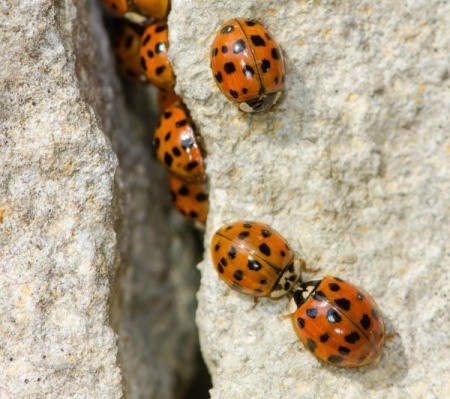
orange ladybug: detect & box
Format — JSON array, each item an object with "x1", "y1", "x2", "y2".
[
  {"x1": 134, "y1": 0, "x2": 170, "y2": 20},
  {"x1": 153, "y1": 104, "x2": 205, "y2": 182},
  {"x1": 210, "y1": 18, "x2": 285, "y2": 113},
  {"x1": 103, "y1": 0, "x2": 128, "y2": 16},
  {"x1": 210, "y1": 221, "x2": 303, "y2": 298},
  {"x1": 112, "y1": 25, "x2": 147, "y2": 83},
  {"x1": 158, "y1": 90, "x2": 182, "y2": 112},
  {"x1": 140, "y1": 21, "x2": 175, "y2": 91},
  {"x1": 290, "y1": 276, "x2": 385, "y2": 367},
  {"x1": 169, "y1": 176, "x2": 208, "y2": 225}
]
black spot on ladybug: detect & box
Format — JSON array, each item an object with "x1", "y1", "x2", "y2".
[
  {"x1": 259, "y1": 243, "x2": 271, "y2": 256},
  {"x1": 221, "y1": 25, "x2": 234, "y2": 34},
  {"x1": 307, "y1": 338, "x2": 317, "y2": 352},
  {"x1": 271, "y1": 48, "x2": 280, "y2": 60},
  {"x1": 326, "y1": 308, "x2": 342, "y2": 324},
  {"x1": 140, "y1": 57, "x2": 147, "y2": 71},
  {"x1": 357, "y1": 292, "x2": 364, "y2": 300},
  {"x1": 155, "y1": 42, "x2": 167, "y2": 54},
  {"x1": 142, "y1": 34, "x2": 151, "y2": 46},
  {"x1": 265, "y1": 32, "x2": 272, "y2": 40},
  {"x1": 261, "y1": 59, "x2": 271, "y2": 72},
  {"x1": 172, "y1": 147, "x2": 181, "y2": 157},
  {"x1": 360, "y1": 314, "x2": 371, "y2": 330},
  {"x1": 155, "y1": 24, "x2": 167, "y2": 33},
  {"x1": 297, "y1": 317, "x2": 305, "y2": 329},
  {"x1": 260, "y1": 279, "x2": 268, "y2": 285},
  {"x1": 251, "y1": 35, "x2": 266, "y2": 47},
  {"x1": 329, "y1": 283, "x2": 340, "y2": 292},
  {"x1": 220, "y1": 257, "x2": 228, "y2": 266},
  {"x1": 178, "y1": 185, "x2": 189, "y2": 196},
  {"x1": 233, "y1": 270, "x2": 243, "y2": 281},
  {"x1": 228, "y1": 247, "x2": 237, "y2": 259},
  {"x1": 243, "y1": 223, "x2": 252, "y2": 228},
  {"x1": 211, "y1": 48, "x2": 218, "y2": 57},
  {"x1": 328, "y1": 355, "x2": 344, "y2": 364},
  {"x1": 164, "y1": 132, "x2": 171, "y2": 141},
  {"x1": 243, "y1": 65, "x2": 255, "y2": 78},
  {"x1": 221, "y1": 45, "x2": 228, "y2": 54},
  {"x1": 238, "y1": 231, "x2": 250, "y2": 239},
  {"x1": 176, "y1": 119, "x2": 187, "y2": 128},
  {"x1": 284, "y1": 281, "x2": 290, "y2": 291},
  {"x1": 186, "y1": 161, "x2": 199, "y2": 171},
  {"x1": 125, "y1": 35, "x2": 133, "y2": 49},
  {"x1": 217, "y1": 263, "x2": 224, "y2": 274},
  {"x1": 196, "y1": 193, "x2": 207, "y2": 202},
  {"x1": 247, "y1": 259, "x2": 262, "y2": 271},
  {"x1": 164, "y1": 152, "x2": 173, "y2": 167},
  {"x1": 181, "y1": 136, "x2": 194, "y2": 150},
  {"x1": 224, "y1": 62, "x2": 236, "y2": 75},
  {"x1": 214, "y1": 243, "x2": 220, "y2": 251},
  {"x1": 233, "y1": 39, "x2": 246, "y2": 54},
  {"x1": 338, "y1": 346, "x2": 350, "y2": 355},
  {"x1": 261, "y1": 229, "x2": 271, "y2": 238},
  {"x1": 371, "y1": 309, "x2": 379, "y2": 320},
  {"x1": 335, "y1": 298, "x2": 351, "y2": 311},
  {"x1": 147, "y1": 50, "x2": 154, "y2": 58},
  {"x1": 189, "y1": 211, "x2": 198, "y2": 219},
  {"x1": 164, "y1": 111, "x2": 172, "y2": 119},
  {"x1": 320, "y1": 333, "x2": 330, "y2": 343},
  {"x1": 274, "y1": 76, "x2": 279, "y2": 85},
  {"x1": 153, "y1": 137, "x2": 160, "y2": 150},
  {"x1": 155, "y1": 65, "x2": 166, "y2": 75},
  {"x1": 245, "y1": 20, "x2": 256, "y2": 26},
  {"x1": 229, "y1": 90, "x2": 238, "y2": 98},
  {"x1": 242, "y1": 88, "x2": 248, "y2": 94},
  {"x1": 345, "y1": 332, "x2": 361, "y2": 344},
  {"x1": 306, "y1": 308, "x2": 318, "y2": 318},
  {"x1": 313, "y1": 291, "x2": 326, "y2": 301},
  {"x1": 215, "y1": 72, "x2": 223, "y2": 83},
  {"x1": 280, "y1": 250, "x2": 286, "y2": 257}
]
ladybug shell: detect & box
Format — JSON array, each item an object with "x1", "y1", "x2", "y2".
[
  {"x1": 153, "y1": 105, "x2": 205, "y2": 182},
  {"x1": 134, "y1": 0, "x2": 170, "y2": 20},
  {"x1": 169, "y1": 176, "x2": 208, "y2": 225},
  {"x1": 210, "y1": 221, "x2": 300, "y2": 298},
  {"x1": 291, "y1": 276, "x2": 385, "y2": 367},
  {"x1": 139, "y1": 22, "x2": 175, "y2": 91},
  {"x1": 103, "y1": 0, "x2": 128, "y2": 16},
  {"x1": 112, "y1": 25, "x2": 147, "y2": 83},
  {"x1": 210, "y1": 18, "x2": 285, "y2": 113},
  {"x1": 158, "y1": 90, "x2": 182, "y2": 112}
]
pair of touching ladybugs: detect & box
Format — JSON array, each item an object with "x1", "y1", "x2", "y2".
[{"x1": 211, "y1": 221, "x2": 385, "y2": 368}]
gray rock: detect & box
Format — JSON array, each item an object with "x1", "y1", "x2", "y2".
[
  {"x1": 169, "y1": 1, "x2": 450, "y2": 398},
  {"x1": 0, "y1": 1, "x2": 200, "y2": 398}
]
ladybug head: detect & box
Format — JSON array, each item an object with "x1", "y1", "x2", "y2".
[
  {"x1": 289, "y1": 279, "x2": 321, "y2": 313},
  {"x1": 239, "y1": 91, "x2": 282, "y2": 113}
]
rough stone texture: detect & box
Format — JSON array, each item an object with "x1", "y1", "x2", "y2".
[
  {"x1": 169, "y1": 1, "x2": 450, "y2": 398},
  {"x1": 0, "y1": 1, "x2": 200, "y2": 398}
]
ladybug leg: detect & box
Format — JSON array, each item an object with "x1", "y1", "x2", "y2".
[
  {"x1": 251, "y1": 297, "x2": 259, "y2": 309},
  {"x1": 278, "y1": 313, "x2": 291, "y2": 320},
  {"x1": 385, "y1": 332, "x2": 400, "y2": 341}
]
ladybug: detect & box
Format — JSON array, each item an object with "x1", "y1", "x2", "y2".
[
  {"x1": 158, "y1": 90, "x2": 182, "y2": 112},
  {"x1": 140, "y1": 21, "x2": 175, "y2": 91},
  {"x1": 102, "y1": 0, "x2": 128, "y2": 17},
  {"x1": 134, "y1": 0, "x2": 170, "y2": 20},
  {"x1": 289, "y1": 276, "x2": 385, "y2": 367},
  {"x1": 210, "y1": 18, "x2": 285, "y2": 113},
  {"x1": 153, "y1": 104, "x2": 205, "y2": 182},
  {"x1": 210, "y1": 221, "x2": 302, "y2": 298},
  {"x1": 169, "y1": 176, "x2": 208, "y2": 225},
  {"x1": 112, "y1": 24, "x2": 147, "y2": 83}
]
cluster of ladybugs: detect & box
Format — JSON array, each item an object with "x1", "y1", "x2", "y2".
[
  {"x1": 104, "y1": 0, "x2": 209, "y2": 226},
  {"x1": 104, "y1": 2, "x2": 385, "y2": 368}
]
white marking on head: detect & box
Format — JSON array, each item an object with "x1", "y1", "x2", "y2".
[{"x1": 239, "y1": 101, "x2": 255, "y2": 113}]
